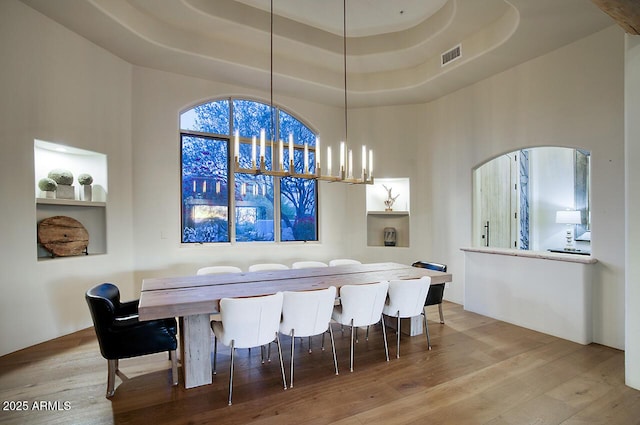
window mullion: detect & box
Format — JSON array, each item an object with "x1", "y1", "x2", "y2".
[{"x1": 228, "y1": 99, "x2": 236, "y2": 243}]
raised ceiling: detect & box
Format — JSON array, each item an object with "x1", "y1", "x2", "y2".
[{"x1": 19, "y1": 0, "x2": 614, "y2": 107}]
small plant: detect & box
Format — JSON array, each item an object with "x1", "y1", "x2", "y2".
[
  {"x1": 48, "y1": 169, "x2": 74, "y2": 185},
  {"x1": 38, "y1": 177, "x2": 58, "y2": 192},
  {"x1": 78, "y1": 173, "x2": 93, "y2": 185}
]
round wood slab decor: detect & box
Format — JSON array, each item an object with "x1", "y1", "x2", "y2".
[{"x1": 38, "y1": 215, "x2": 89, "y2": 257}]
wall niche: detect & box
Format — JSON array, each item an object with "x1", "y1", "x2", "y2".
[{"x1": 34, "y1": 139, "x2": 108, "y2": 259}]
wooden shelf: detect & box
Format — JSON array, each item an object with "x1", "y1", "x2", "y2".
[{"x1": 36, "y1": 198, "x2": 106, "y2": 207}]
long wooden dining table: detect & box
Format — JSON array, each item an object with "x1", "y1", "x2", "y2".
[{"x1": 138, "y1": 262, "x2": 452, "y2": 389}]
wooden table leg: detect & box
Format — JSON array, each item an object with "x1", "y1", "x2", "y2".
[{"x1": 179, "y1": 314, "x2": 212, "y2": 388}]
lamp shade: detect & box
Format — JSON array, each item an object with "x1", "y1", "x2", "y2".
[{"x1": 556, "y1": 210, "x2": 581, "y2": 224}]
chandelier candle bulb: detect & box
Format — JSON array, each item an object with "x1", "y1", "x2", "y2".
[
  {"x1": 252, "y1": 136, "x2": 257, "y2": 168},
  {"x1": 369, "y1": 149, "x2": 373, "y2": 179},
  {"x1": 289, "y1": 134, "x2": 294, "y2": 171},
  {"x1": 348, "y1": 149, "x2": 353, "y2": 179},
  {"x1": 327, "y1": 146, "x2": 332, "y2": 176},
  {"x1": 234, "y1": 130, "x2": 240, "y2": 162},
  {"x1": 216, "y1": 181, "x2": 221, "y2": 194},
  {"x1": 279, "y1": 139, "x2": 284, "y2": 171},
  {"x1": 316, "y1": 137, "x2": 320, "y2": 170},
  {"x1": 203, "y1": 181, "x2": 207, "y2": 193},
  {"x1": 362, "y1": 145, "x2": 367, "y2": 178},
  {"x1": 304, "y1": 143, "x2": 309, "y2": 173},
  {"x1": 340, "y1": 141, "x2": 345, "y2": 177},
  {"x1": 259, "y1": 129, "x2": 266, "y2": 161}
]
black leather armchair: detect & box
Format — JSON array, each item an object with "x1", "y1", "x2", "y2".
[
  {"x1": 85, "y1": 283, "x2": 179, "y2": 398},
  {"x1": 412, "y1": 261, "x2": 447, "y2": 324}
]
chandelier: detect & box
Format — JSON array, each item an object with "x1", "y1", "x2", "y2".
[{"x1": 233, "y1": 0, "x2": 373, "y2": 185}]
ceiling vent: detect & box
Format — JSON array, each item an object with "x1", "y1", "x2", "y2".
[{"x1": 441, "y1": 44, "x2": 462, "y2": 67}]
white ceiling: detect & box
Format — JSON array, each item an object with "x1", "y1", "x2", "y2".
[
  {"x1": 235, "y1": 0, "x2": 449, "y2": 37},
  {"x1": 19, "y1": 0, "x2": 614, "y2": 107}
]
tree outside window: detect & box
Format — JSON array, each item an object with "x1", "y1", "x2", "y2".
[{"x1": 180, "y1": 98, "x2": 318, "y2": 243}]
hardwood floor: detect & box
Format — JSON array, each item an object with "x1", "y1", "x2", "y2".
[{"x1": 1, "y1": 302, "x2": 639, "y2": 425}]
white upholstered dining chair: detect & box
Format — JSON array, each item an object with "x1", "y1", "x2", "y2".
[
  {"x1": 329, "y1": 259, "x2": 362, "y2": 266},
  {"x1": 248, "y1": 263, "x2": 289, "y2": 272},
  {"x1": 382, "y1": 276, "x2": 431, "y2": 357},
  {"x1": 211, "y1": 292, "x2": 287, "y2": 405},
  {"x1": 196, "y1": 265, "x2": 242, "y2": 275},
  {"x1": 292, "y1": 261, "x2": 328, "y2": 269},
  {"x1": 279, "y1": 287, "x2": 338, "y2": 387},
  {"x1": 331, "y1": 281, "x2": 389, "y2": 372}
]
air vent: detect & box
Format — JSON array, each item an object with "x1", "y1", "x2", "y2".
[{"x1": 441, "y1": 44, "x2": 462, "y2": 67}]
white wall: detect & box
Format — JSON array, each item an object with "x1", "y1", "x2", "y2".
[
  {"x1": 424, "y1": 25, "x2": 625, "y2": 348},
  {"x1": 345, "y1": 26, "x2": 625, "y2": 348},
  {"x1": 0, "y1": 0, "x2": 135, "y2": 355},
  {"x1": 625, "y1": 34, "x2": 640, "y2": 389},
  {"x1": 130, "y1": 67, "x2": 365, "y2": 285},
  {"x1": 0, "y1": 1, "x2": 628, "y2": 360}
]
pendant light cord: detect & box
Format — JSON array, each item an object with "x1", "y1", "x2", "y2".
[
  {"x1": 343, "y1": 0, "x2": 348, "y2": 143},
  {"x1": 270, "y1": 0, "x2": 275, "y2": 143}
]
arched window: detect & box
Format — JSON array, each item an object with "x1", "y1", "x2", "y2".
[{"x1": 180, "y1": 98, "x2": 318, "y2": 243}]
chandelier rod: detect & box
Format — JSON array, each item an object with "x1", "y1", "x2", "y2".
[
  {"x1": 270, "y1": 0, "x2": 275, "y2": 144},
  {"x1": 343, "y1": 0, "x2": 348, "y2": 144}
]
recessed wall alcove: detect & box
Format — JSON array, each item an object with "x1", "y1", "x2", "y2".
[{"x1": 465, "y1": 146, "x2": 596, "y2": 345}]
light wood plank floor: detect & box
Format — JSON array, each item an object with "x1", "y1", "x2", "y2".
[{"x1": 1, "y1": 302, "x2": 639, "y2": 425}]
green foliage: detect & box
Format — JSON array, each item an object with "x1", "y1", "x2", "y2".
[
  {"x1": 48, "y1": 169, "x2": 74, "y2": 185},
  {"x1": 78, "y1": 173, "x2": 93, "y2": 185},
  {"x1": 38, "y1": 177, "x2": 58, "y2": 192}
]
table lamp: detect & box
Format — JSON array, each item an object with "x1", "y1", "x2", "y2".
[{"x1": 556, "y1": 210, "x2": 582, "y2": 251}]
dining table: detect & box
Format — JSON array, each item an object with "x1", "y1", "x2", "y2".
[{"x1": 138, "y1": 261, "x2": 452, "y2": 389}]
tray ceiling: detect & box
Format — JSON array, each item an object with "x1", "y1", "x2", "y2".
[{"x1": 19, "y1": 0, "x2": 615, "y2": 107}]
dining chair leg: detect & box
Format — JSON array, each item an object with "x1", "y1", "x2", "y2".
[
  {"x1": 275, "y1": 332, "x2": 287, "y2": 390},
  {"x1": 170, "y1": 349, "x2": 178, "y2": 386},
  {"x1": 213, "y1": 336, "x2": 218, "y2": 375},
  {"x1": 438, "y1": 303, "x2": 445, "y2": 324},
  {"x1": 328, "y1": 324, "x2": 339, "y2": 375},
  {"x1": 423, "y1": 309, "x2": 432, "y2": 350},
  {"x1": 289, "y1": 330, "x2": 295, "y2": 388},
  {"x1": 308, "y1": 336, "x2": 312, "y2": 353},
  {"x1": 228, "y1": 340, "x2": 235, "y2": 406},
  {"x1": 106, "y1": 359, "x2": 117, "y2": 398},
  {"x1": 396, "y1": 312, "x2": 401, "y2": 359},
  {"x1": 380, "y1": 318, "x2": 389, "y2": 362},
  {"x1": 349, "y1": 319, "x2": 355, "y2": 372}
]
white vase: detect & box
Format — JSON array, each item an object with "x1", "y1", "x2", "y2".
[
  {"x1": 81, "y1": 185, "x2": 92, "y2": 201},
  {"x1": 42, "y1": 190, "x2": 55, "y2": 199},
  {"x1": 56, "y1": 184, "x2": 75, "y2": 200}
]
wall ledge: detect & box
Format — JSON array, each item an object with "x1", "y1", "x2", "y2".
[{"x1": 461, "y1": 246, "x2": 598, "y2": 264}]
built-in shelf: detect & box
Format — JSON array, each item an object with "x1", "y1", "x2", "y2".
[
  {"x1": 36, "y1": 198, "x2": 106, "y2": 208},
  {"x1": 34, "y1": 140, "x2": 108, "y2": 259},
  {"x1": 366, "y1": 178, "x2": 411, "y2": 248}
]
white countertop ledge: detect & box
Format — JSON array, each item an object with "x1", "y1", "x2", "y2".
[{"x1": 460, "y1": 247, "x2": 598, "y2": 264}]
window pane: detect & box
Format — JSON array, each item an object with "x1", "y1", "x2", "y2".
[
  {"x1": 235, "y1": 151, "x2": 274, "y2": 242},
  {"x1": 280, "y1": 176, "x2": 317, "y2": 241},
  {"x1": 180, "y1": 100, "x2": 230, "y2": 135},
  {"x1": 280, "y1": 110, "x2": 315, "y2": 146},
  {"x1": 181, "y1": 135, "x2": 229, "y2": 243},
  {"x1": 233, "y1": 99, "x2": 275, "y2": 142}
]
